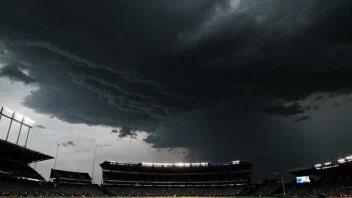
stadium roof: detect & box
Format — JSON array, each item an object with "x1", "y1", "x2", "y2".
[
  {"x1": 289, "y1": 155, "x2": 352, "y2": 176},
  {"x1": 50, "y1": 169, "x2": 92, "y2": 181},
  {"x1": 288, "y1": 165, "x2": 318, "y2": 176},
  {"x1": 0, "y1": 139, "x2": 54, "y2": 163}
]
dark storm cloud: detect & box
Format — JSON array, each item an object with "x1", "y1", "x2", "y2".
[
  {"x1": 111, "y1": 129, "x2": 118, "y2": 134},
  {"x1": 117, "y1": 126, "x2": 137, "y2": 139},
  {"x1": 315, "y1": 96, "x2": 324, "y2": 100},
  {"x1": 262, "y1": 103, "x2": 306, "y2": 117},
  {"x1": 62, "y1": 141, "x2": 76, "y2": 147},
  {"x1": 144, "y1": 135, "x2": 161, "y2": 144},
  {"x1": 292, "y1": 115, "x2": 311, "y2": 123},
  {"x1": 0, "y1": 63, "x2": 36, "y2": 84},
  {"x1": 0, "y1": 0, "x2": 352, "y2": 177},
  {"x1": 262, "y1": 102, "x2": 312, "y2": 122},
  {"x1": 143, "y1": 135, "x2": 166, "y2": 147},
  {"x1": 35, "y1": 124, "x2": 46, "y2": 129},
  {"x1": 333, "y1": 102, "x2": 341, "y2": 108}
]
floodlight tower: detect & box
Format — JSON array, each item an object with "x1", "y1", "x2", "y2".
[
  {"x1": 16, "y1": 117, "x2": 25, "y2": 144},
  {"x1": 23, "y1": 116, "x2": 35, "y2": 148},
  {"x1": 0, "y1": 106, "x2": 35, "y2": 147}
]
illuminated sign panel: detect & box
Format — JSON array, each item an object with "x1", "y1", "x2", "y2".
[{"x1": 296, "y1": 176, "x2": 310, "y2": 184}]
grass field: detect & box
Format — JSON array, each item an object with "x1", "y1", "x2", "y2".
[
  {"x1": 91, "y1": 196, "x2": 352, "y2": 198},
  {"x1": 32, "y1": 196, "x2": 352, "y2": 198},
  {"x1": 81, "y1": 197, "x2": 275, "y2": 198},
  {"x1": 39, "y1": 196, "x2": 352, "y2": 198},
  {"x1": 40, "y1": 196, "x2": 352, "y2": 198},
  {"x1": 49, "y1": 196, "x2": 352, "y2": 198},
  {"x1": 0, "y1": 196, "x2": 280, "y2": 198}
]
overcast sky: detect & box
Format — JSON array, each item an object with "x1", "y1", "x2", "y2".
[{"x1": 1, "y1": 0, "x2": 352, "y2": 182}]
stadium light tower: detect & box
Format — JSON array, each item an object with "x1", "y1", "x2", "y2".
[
  {"x1": 15, "y1": 114, "x2": 25, "y2": 144},
  {"x1": 24, "y1": 127, "x2": 32, "y2": 148},
  {"x1": 0, "y1": 106, "x2": 35, "y2": 146}
]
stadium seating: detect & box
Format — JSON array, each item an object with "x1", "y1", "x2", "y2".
[
  {"x1": 0, "y1": 177, "x2": 55, "y2": 197},
  {"x1": 0, "y1": 168, "x2": 103, "y2": 197},
  {"x1": 54, "y1": 183, "x2": 103, "y2": 197},
  {"x1": 286, "y1": 180, "x2": 352, "y2": 197},
  {"x1": 100, "y1": 161, "x2": 252, "y2": 196},
  {"x1": 0, "y1": 177, "x2": 104, "y2": 197},
  {"x1": 0, "y1": 158, "x2": 44, "y2": 180},
  {"x1": 106, "y1": 186, "x2": 244, "y2": 196},
  {"x1": 251, "y1": 183, "x2": 281, "y2": 196},
  {"x1": 50, "y1": 169, "x2": 104, "y2": 196}
]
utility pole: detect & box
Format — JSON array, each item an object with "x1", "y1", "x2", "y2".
[
  {"x1": 282, "y1": 176, "x2": 286, "y2": 195},
  {"x1": 54, "y1": 144, "x2": 60, "y2": 169},
  {"x1": 91, "y1": 145, "x2": 98, "y2": 183}
]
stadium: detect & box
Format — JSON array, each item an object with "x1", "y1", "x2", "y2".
[
  {"x1": 1, "y1": 106, "x2": 352, "y2": 198},
  {"x1": 2, "y1": 134, "x2": 352, "y2": 198},
  {"x1": 1, "y1": 0, "x2": 352, "y2": 197}
]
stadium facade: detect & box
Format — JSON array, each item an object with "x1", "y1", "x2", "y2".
[
  {"x1": 286, "y1": 155, "x2": 352, "y2": 197},
  {"x1": 100, "y1": 161, "x2": 253, "y2": 196},
  {"x1": 0, "y1": 139, "x2": 53, "y2": 181},
  {"x1": 2, "y1": 133, "x2": 352, "y2": 197},
  {"x1": 0, "y1": 139, "x2": 102, "y2": 197},
  {"x1": 0, "y1": 139, "x2": 53, "y2": 196}
]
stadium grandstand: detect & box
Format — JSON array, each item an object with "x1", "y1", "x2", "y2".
[
  {"x1": 49, "y1": 169, "x2": 104, "y2": 197},
  {"x1": 251, "y1": 183, "x2": 282, "y2": 196},
  {"x1": 285, "y1": 154, "x2": 352, "y2": 197},
  {"x1": 2, "y1": 102, "x2": 352, "y2": 198},
  {"x1": 100, "y1": 160, "x2": 253, "y2": 196},
  {"x1": 0, "y1": 140, "x2": 104, "y2": 197},
  {"x1": 2, "y1": 135, "x2": 352, "y2": 198},
  {"x1": 0, "y1": 139, "x2": 54, "y2": 196}
]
